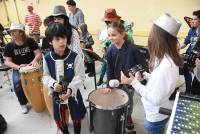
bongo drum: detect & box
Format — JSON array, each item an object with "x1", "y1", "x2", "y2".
[
  {"x1": 43, "y1": 86, "x2": 69, "y2": 124},
  {"x1": 88, "y1": 88, "x2": 129, "y2": 134},
  {"x1": 19, "y1": 65, "x2": 45, "y2": 112}
]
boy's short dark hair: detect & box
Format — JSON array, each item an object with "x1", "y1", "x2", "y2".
[
  {"x1": 66, "y1": 0, "x2": 76, "y2": 6},
  {"x1": 193, "y1": 10, "x2": 200, "y2": 19},
  {"x1": 45, "y1": 23, "x2": 72, "y2": 44}
]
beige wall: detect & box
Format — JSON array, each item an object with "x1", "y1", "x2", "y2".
[{"x1": 0, "y1": 0, "x2": 199, "y2": 46}]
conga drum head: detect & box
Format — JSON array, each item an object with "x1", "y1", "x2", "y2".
[
  {"x1": 19, "y1": 65, "x2": 41, "y2": 73},
  {"x1": 88, "y1": 88, "x2": 129, "y2": 110}
]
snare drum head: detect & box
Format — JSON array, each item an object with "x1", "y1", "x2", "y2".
[
  {"x1": 88, "y1": 88, "x2": 129, "y2": 110},
  {"x1": 19, "y1": 65, "x2": 41, "y2": 73}
]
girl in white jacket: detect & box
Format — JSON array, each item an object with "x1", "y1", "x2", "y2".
[{"x1": 121, "y1": 13, "x2": 183, "y2": 134}]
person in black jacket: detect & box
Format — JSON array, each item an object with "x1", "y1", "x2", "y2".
[{"x1": 102, "y1": 22, "x2": 146, "y2": 130}]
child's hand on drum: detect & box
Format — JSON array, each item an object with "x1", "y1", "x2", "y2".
[
  {"x1": 31, "y1": 61, "x2": 39, "y2": 67},
  {"x1": 53, "y1": 82, "x2": 62, "y2": 92},
  {"x1": 101, "y1": 88, "x2": 111, "y2": 94},
  {"x1": 30, "y1": 60, "x2": 39, "y2": 67},
  {"x1": 18, "y1": 64, "x2": 27, "y2": 70}
]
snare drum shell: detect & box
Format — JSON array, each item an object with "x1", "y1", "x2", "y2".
[
  {"x1": 92, "y1": 106, "x2": 127, "y2": 134},
  {"x1": 20, "y1": 67, "x2": 45, "y2": 112},
  {"x1": 88, "y1": 89, "x2": 129, "y2": 134}
]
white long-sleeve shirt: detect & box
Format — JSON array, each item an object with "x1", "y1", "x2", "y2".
[{"x1": 131, "y1": 56, "x2": 179, "y2": 122}]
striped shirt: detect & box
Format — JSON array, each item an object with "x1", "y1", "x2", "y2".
[{"x1": 25, "y1": 12, "x2": 42, "y2": 34}]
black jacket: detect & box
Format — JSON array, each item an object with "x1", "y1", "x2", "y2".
[{"x1": 106, "y1": 41, "x2": 147, "y2": 85}]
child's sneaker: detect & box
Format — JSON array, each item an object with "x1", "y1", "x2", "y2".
[{"x1": 21, "y1": 105, "x2": 29, "y2": 114}]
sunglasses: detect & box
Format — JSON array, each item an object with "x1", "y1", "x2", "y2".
[{"x1": 105, "y1": 21, "x2": 112, "y2": 25}]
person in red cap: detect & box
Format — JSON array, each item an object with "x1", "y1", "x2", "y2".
[{"x1": 25, "y1": 3, "x2": 42, "y2": 43}]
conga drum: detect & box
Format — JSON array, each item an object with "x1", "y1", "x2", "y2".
[
  {"x1": 43, "y1": 86, "x2": 69, "y2": 124},
  {"x1": 19, "y1": 65, "x2": 45, "y2": 112},
  {"x1": 88, "y1": 88, "x2": 129, "y2": 134}
]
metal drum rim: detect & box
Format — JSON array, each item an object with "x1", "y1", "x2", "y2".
[{"x1": 88, "y1": 89, "x2": 129, "y2": 110}]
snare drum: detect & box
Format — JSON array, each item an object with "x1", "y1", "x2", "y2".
[
  {"x1": 19, "y1": 65, "x2": 45, "y2": 112},
  {"x1": 43, "y1": 86, "x2": 69, "y2": 124},
  {"x1": 88, "y1": 88, "x2": 129, "y2": 134}
]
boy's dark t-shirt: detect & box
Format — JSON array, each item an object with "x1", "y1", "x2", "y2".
[{"x1": 4, "y1": 38, "x2": 39, "y2": 65}]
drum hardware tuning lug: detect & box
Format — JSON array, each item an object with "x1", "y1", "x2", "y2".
[
  {"x1": 120, "y1": 114, "x2": 125, "y2": 121},
  {"x1": 111, "y1": 111, "x2": 115, "y2": 116},
  {"x1": 24, "y1": 79, "x2": 28, "y2": 86},
  {"x1": 32, "y1": 79, "x2": 35, "y2": 85},
  {"x1": 38, "y1": 76, "x2": 42, "y2": 82}
]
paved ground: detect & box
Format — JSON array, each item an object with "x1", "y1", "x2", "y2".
[{"x1": 0, "y1": 62, "x2": 185, "y2": 134}]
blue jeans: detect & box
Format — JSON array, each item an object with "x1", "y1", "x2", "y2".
[
  {"x1": 179, "y1": 66, "x2": 192, "y2": 93},
  {"x1": 144, "y1": 118, "x2": 169, "y2": 134},
  {"x1": 12, "y1": 69, "x2": 28, "y2": 105}
]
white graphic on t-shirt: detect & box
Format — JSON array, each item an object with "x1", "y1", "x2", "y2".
[{"x1": 14, "y1": 47, "x2": 31, "y2": 56}]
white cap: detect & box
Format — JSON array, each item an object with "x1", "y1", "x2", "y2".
[
  {"x1": 9, "y1": 22, "x2": 25, "y2": 31},
  {"x1": 154, "y1": 13, "x2": 182, "y2": 37}
]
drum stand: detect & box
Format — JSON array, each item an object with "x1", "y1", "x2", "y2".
[
  {"x1": 0, "y1": 53, "x2": 12, "y2": 91},
  {"x1": 92, "y1": 62, "x2": 97, "y2": 90},
  {"x1": 82, "y1": 49, "x2": 105, "y2": 90},
  {"x1": 0, "y1": 64, "x2": 12, "y2": 91}
]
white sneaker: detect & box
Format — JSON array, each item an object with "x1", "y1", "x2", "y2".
[{"x1": 21, "y1": 105, "x2": 29, "y2": 114}]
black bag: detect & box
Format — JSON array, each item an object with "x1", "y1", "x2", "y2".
[
  {"x1": 0, "y1": 114, "x2": 7, "y2": 133},
  {"x1": 85, "y1": 34, "x2": 94, "y2": 47}
]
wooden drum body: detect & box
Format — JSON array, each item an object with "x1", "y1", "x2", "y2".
[{"x1": 19, "y1": 65, "x2": 45, "y2": 112}]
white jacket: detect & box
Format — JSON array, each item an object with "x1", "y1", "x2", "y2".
[{"x1": 131, "y1": 55, "x2": 179, "y2": 122}]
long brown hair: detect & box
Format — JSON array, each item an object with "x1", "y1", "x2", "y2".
[
  {"x1": 148, "y1": 24, "x2": 183, "y2": 70},
  {"x1": 19, "y1": 30, "x2": 28, "y2": 43}
]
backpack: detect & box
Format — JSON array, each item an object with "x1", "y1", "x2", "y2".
[{"x1": 0, "y1": 114, "x2": 7, "y2": 133}]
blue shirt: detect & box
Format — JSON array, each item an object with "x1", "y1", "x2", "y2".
[{"x1": 184, "y1": 27, "x2": 198, "y2": 53}]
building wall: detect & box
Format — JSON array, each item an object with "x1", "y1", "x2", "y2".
[{"x1": 0, "y1": 0, "x2": 199, "y2": 46}]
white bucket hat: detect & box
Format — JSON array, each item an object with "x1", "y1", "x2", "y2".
[
  {"x1": 154, "y1": 13, "x2": 182, "y2": 37},
  {"x1": 52, "y1": 5, "x2": 67, "y2": 16},
  {"x1": 9, "y1": 22, "x2": 25, "y2": 31}
]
